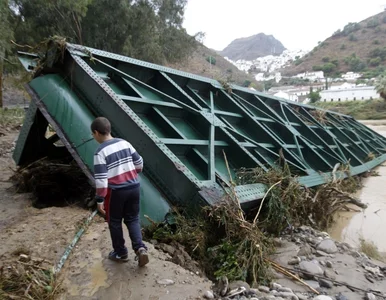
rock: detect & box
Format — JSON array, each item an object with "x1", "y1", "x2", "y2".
[
  {"x1": 158, "y1": 243, "x2": 176, "y2": 255},
  {"x1": 296, "y1": 293, "x2": 308, "y2": 300},
  {"x1": 203, "y1": 291, "x2": 214, "y2": 299},
  {"x1": 317, "y1": 231, "x2": 330, "y2": 238},
  {"x1": 250, "y1": 290, "x2": 265, "y2": 297},
  {"x1": 318, "y1": 278, "x2": 333, "y2": 288},
  {"x1": 250, "y1": 288, "x2": 259, "y2": 294},
  {"x1": 316, "y1": 250, "x2": 329, "y2": 257},
  {"x1": 239, "y1": 297, "x2": 249, "y2": 300},
  {"x1": 319, "y1": 261, "x2": 326, "y2": 266},
  {"x1": 316, "y1": 239, "x2": 338, "y2": 254},
  {"x1": 325, "y1": 261, "x2": 333, "y2": 268},
  {"x1": 157, "y1": 279, "x2": 174, "y2": 285},
  {"x1": 228, "y1": 280, "x2": 250, "y2": 292},
  {"x1": 299, "y1": 225, "x2": 314, "y2": 233},
  {"x1": 313, "y1": 296, "x2": 333, "y2": 300},
  {"x1": 298, "y1": 244, "x2": 313, "y2": 257},
  {"x1": 364, "y1": 265, "x2": 382, "y2": 276},
  {"x1": 324, "y1": 269, "x2": 336, "y2": 280},
  {"x1": 19, "y1": 254, "x2": 30, "y2": 262},
  {"x1": 250, "y1": 298, "x2": 259, "y2": 300},
  {"x1": 366, "y1": 293, "x2": 376, "y2": 300},
  {"x1": 278, "y1": 292, "x2": 299, "y2": 300},
  {"x1": 273, "y1": 237, "x2": 284, "y2": 247},
  {"x1": 259, "y1": 285, "x2": 271, "y2": 293},
  {"x1": 341, "y1": 242, "x2": 354, "y2": 250},
  {"x1": 288, "y1": 257, "x2": 301, "y2": 265},
  {"x1": 279, "y1": 287, "x2": 293, "y2": 293},
  {"x1": 304, "y1": 280, "x2": 320, "y2": 290},
  {"x1": 350, "y1": 250, "x2": 362, "y2": 258},
  {"x1": 218, "y1": 276, "x2": 229, "y2": 296},
  {"x1": 299, "y1": 261, "x2": 324, "y2": 278},
  {"x1": 336, "y1": 293, "x2": 348, "y2": 300},
  {"x1": 270, "y1": 282, "x2": 282, "y2": 290}
]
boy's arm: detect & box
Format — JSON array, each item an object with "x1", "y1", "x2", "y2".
[
  {"x1": 132, "y1": 150, "x2": 144, "y2": 173},
  {"x1": 94, "y1": 153, "x2": 108, "y2": 203}
]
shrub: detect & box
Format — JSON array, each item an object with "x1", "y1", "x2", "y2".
[{"x1": 206, "y1": 56, "x2": 216, "y2": 65}]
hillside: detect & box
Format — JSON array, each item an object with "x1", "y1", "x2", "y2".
[
  {"x1": 283, "y1": 10, "x2": 386, "y2": 77},
  {"x1": 168, "y1": 43, "x2": 262, "y2": 88},
  {"x1": 219, "y1": 33, "x2": 286, "y2": 61},
  {"x1": 313, "y1": 99, "x2": 386, "y2": 120}
]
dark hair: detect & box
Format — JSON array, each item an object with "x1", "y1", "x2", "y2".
[{"x1": 91, "y1": 117, "x2": 111, "y2": 135}]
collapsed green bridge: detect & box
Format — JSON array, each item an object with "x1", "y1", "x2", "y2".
[{"x1": 14, "y1": 43, "x2": 386, "y2": 222}]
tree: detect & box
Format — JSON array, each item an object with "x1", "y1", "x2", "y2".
[
  {"x1": 376, "y1": 74, "x2": 386, "y2": 101},
  {"x1": 11, "y1": 0, "x2": 92, "y2": 45},
  {"x1": 308, "y1": 87, "x2": 321, "y2": 103},
  {"x1": 0, "y1": 0, "x2": 15, "y2": 107},
  {"x1": 10, "y1": 0, "x2": 197, "y2": 65}
]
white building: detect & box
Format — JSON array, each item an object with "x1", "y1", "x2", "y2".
[
  {"x1": 321, "y1": 84, "x2": 379, "y2": 102},
  {"x1": 225, "y1": 49, "x2": 309, "y2": 74},
  {"x1": 274, "y1": 91, "x2": 299, "y2": 102},
  {"x1": 255, "y1": 72, "x2": 282, "y2": 83},
  {"x1": 342, "y1": 72, "x2": 362, "y2": 81},
  {"x1": 294, "y1": 71, "x2": 324, "y2": 81}
]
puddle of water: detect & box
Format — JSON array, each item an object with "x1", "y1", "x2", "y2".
[
  {"x1": 65, "y1": 249, "x2": 109, "y2": 297},
  {"x1": 89, "y1": 261, "x2": 109, "y2": 295},
  {"x1": 329, "y1": 123, "x2": 386, "y2": 252}
]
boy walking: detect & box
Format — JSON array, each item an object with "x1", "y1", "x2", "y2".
[{"x1": 91, "y1": 117, "x2": 149, "y2": 267}]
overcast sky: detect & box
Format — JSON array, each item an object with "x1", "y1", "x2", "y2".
[{"x1": 183, "y1": 0, "x2": 385, "y2": 51}]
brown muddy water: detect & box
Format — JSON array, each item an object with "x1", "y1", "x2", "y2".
[{"x1": 329, "y1": 122, "x2": 386, "y2": 253}]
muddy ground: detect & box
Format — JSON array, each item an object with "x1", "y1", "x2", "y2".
[{"x1": 0, "y1": 130, "x2": 211, "y2": 299}]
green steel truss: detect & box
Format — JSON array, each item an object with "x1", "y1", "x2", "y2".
[{"x1": 14, "y1": 44, "x2": 386, "y2": 214}]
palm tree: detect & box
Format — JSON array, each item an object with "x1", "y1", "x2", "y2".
[{"x1": 375, "y1": 75, "x2": 386, "y2": 101}]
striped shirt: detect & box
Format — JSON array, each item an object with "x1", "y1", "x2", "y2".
[{"x1": 93, "y1": 138, "x2": 143, "y2": 203}]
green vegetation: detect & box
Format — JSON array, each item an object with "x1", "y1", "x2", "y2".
[
  {"x1": 308, "y1": 87, "x2": 321, "y2": 103},
  {"x1": 312, "y1": 62, "x2": 338, "y2": 74},
  {"x1": 349, "y1": 34, "x2": 358, "y2": 42},
  {"x1": 375, "y1": 73, "x2": 386, "y2": 100},
  {"x1": 314, "y1": 99, "x2": 386, "y2": 119},
  {"x1": 334, "y1": 22, "x2": 361, "y2": 37},
  {"x1": 359, "y1": 237, "x2": 385, "y2": 262},
  {"x1": 367, "y1": 17, "x2": 380, "y2": 28},
  {"x1": 369, "y1": 47, "x2": 386, "y2": 61},
  {"x1": 1, "y1": 0, "x2": 201, "y2": 67},
  {"x1": 294, "y1": 58, "x2": 303, "y2": 65},
  {"x1": 0, "y1": 107, "x2": 25, "y2": 127},
  {"x1": 344, "y1": 54, "x2": 366, "y2": 72},
  {"x1": 206, "y1": 56, "x2": 216, "y2": 65}
]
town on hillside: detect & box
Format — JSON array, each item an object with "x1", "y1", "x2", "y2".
[{"x1": 225, "y1": 52, "x2": 381, "y2": 104}]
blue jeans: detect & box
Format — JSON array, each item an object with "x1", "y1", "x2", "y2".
[{"x1": 107, "y1": 186, "x2": 146, "y2": 255}]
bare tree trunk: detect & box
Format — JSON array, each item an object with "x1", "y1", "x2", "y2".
[{"x1": 0, "y1": 47, "x2": 4, "y2": 108}]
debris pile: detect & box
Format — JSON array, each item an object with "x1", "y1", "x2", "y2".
[
  {"x1": 145, "y1": 162, "x2": 375, "y2": 299},
  {"x1": 237, "y1": 165, "x2": 364, "y2": 232},
  {"x1": 0, "y1": 254, "x2": 60, "y2": 300},
  {"x1": 201, "y1": 225, "x2": 386, "y2": 300},
  {"x1": 12, "y1": 158, "x2": 95, "y2": 209}
]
